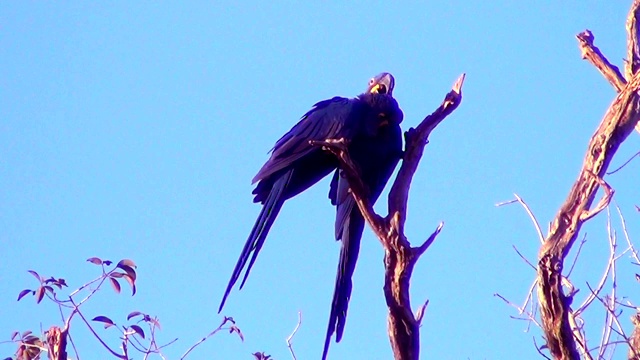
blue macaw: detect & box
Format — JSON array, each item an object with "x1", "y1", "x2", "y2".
[
  {"x1": 218, "y1": 74, "x2": 403, "y2": 360},
  {"x1": 323, "y1": 73, "x2": 403, "y2": 360}
]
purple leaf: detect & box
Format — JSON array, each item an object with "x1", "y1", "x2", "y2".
[
  {"x1": 230, "y1": 325, "x2": 244, "y2": 341},
  {"x1": 44, "y1": 277, "x2": 68, "y2": 289},
  {"x1": 17, "y1": 289, "x2": 32, "y2": 301},
  {"x1": 110, "y1": 277, "x2": 121, "y2": 294},
  {"x1": 122, "y1": 274, "x2": 137, "y2": 296},
  {"x1": 92, "y1": 316, "x2": 115, "y2": 329},
  {"x1": 35, "y1": 286, "x2": 45, "y2": 304},
  {"x1": 118, "y1": 265, "x2": 137, "y2": 281},
  {"x1": 130, "y1": 325, "x2": 145, "y2": 339},
  {"x1": 27, "y1": 270, "x2": 41, "y2": 282},
  {"x1": 127, "y1": 311, "x2": 143, "y2": 321},
  {"x1": 117, "y1": 259, "x2": 136, "y2": 269},
  {"x1": 86, "y1": 257, "x2": 103, "y2": 265}
]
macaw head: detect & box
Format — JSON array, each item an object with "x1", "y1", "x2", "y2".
[{"x1": 366, "y1": 72, "x2": 395, "y2": 96}]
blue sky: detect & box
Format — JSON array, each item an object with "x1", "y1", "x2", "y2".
[{"x1": 2, "y1": 1, "x2": 640, "y2": 359}]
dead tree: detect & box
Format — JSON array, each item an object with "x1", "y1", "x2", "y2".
[
  {"x1": 536, "y1": 1, "x2": 640, "y2": 359},
  {"x1": 317, "y1": 74, "x2": 464, "y2": 360}
]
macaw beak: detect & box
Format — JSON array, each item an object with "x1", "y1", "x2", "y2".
[{"x1": 369, "y1": 83, "x2": 384, "y2": 94}]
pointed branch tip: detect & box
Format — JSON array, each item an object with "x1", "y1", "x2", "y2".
[
  {"x1": 453, "y1": 73, "x2": 466, "y2": 94},
  {"x1": 413, "y1": 222, "x2": 444, "y2": 257}
]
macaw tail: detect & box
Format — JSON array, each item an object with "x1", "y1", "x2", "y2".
[
  {"x1": 218, "y1": 170, "x2": 293, "y2": 313},
  {"x1": 322, "y1": 204, "x2": 364, "y2": 360}
]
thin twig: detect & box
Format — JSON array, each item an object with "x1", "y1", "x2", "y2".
[
  {"x1": 576, "y1": 228, "x2": 616, "y2": 316},
  {"x1": 180, "y1": 317, "x2": 239, "y2": 360},
  {"x1": 521, "y1": 279, "x2": 538, "y2": 317},
  {"x1": 586, "y1": 281, "x2": 640, "y2": 359},
  {"x1": 69, "y1": 298, "x2": 126, "y2": 359},
  {"x1": 568, "y1": 310, "x2": 593, "y2": 360},
  {"x1": 616, "y1": 203, "x2": 640, "y2": 264},
  {"x1": 286, "y1": 311, "x2": 302, "y2": 360},
  {"x1": 567, "y1": 233, "x2": 588, "y2": 278},
  {"x1": 607, "y1": 150, "x2": 640, "y2": 174},
  {"x1": 494, "y1": 293, "x2": 541, "y2": 327},
  {"x1": 496, "y1": 194, "x2": 544, "y2": 243},
  {"x1": 512, "y1": 245, "x2": 536, "y2": 271},
  {"x1": 533, "y1": 336, "x2": 553, "y2": 360}
]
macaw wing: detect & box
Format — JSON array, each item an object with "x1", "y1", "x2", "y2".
[{"x1": 252, "y1": 96, "x2": 357, "y2": 184}]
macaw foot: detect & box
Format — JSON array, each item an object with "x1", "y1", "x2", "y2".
[{"x1": 309, "y1": 137, "x2": 349, "y2": 152}]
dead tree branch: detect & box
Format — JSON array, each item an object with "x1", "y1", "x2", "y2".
[
  {"x1": 577, "y1": 30, "x2": 626, "y2": 92},
  {"x1": 627, "y1": 0, "x2": 640, "y2": 79},
  {"x1": 577, "y1": 2, "x2": 640, "y2": 135},
  {"x1": 537, "y1": 3, "x2": 640, "y2": 358},
  {"x1": 46, "y1": 326, "x2": 68, "y2": 360}
]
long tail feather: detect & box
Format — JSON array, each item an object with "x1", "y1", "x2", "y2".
[
  {"x1": 322, "y1": 205, "x2": 364, "y2": 360},
  {"x1": 218, "y1": 170, "x2": 293, "y2": 313}
]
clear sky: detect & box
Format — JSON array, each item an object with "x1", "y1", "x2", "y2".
[{"x1": 2, "y1": 1, "x2": 640, "y2": 359}]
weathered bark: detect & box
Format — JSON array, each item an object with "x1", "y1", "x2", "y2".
[
  {"x1": 629, "y1": 313, "x2": 640, "y2": 360},
  {"x1": 46, "y1": 326, "x2": 68, "y2": 360},
  {"x1": 318, "y1": 74, "x2": 464, "y2": 359},
  {"x1": 537, "y1": 2, "x2": 640, "y2": 358}
]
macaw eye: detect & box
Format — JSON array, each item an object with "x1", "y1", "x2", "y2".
[{"x1": 369, "y1": 78, "x2": 375, "y2": 85}]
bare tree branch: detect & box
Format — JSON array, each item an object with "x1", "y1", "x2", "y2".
[
  {"x1": 577, "y1": 30, "x2": 626, "y2": 92},
  {"x1": 577, "y1": 1, "x2": 640, "y2": 137},
  {"x1": 627, "y1": 0, "x2": 640, "y2": 79},
  {"x1": 387, "y1": 74, "x2": 465, "y2": 233},
  {"x1": 381, "y1": 75, "x2": 464, "y2": 360},
  {"x1": 538, "y1": 23, "x2": 640, "y2": 358}
]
